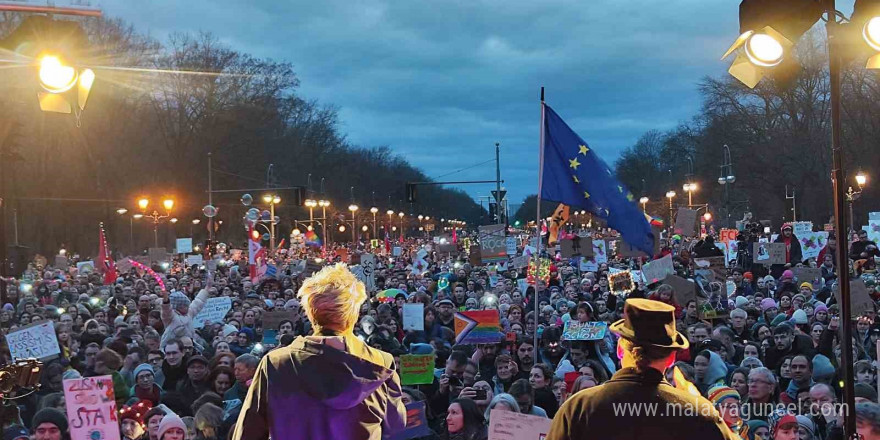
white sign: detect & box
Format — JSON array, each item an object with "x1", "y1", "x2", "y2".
[
  {"x1": 176, "y1": 238, "x2": 193, "y2": 254},
  {"x1": 506, "y1": 237, "x2": 517, "y2": 255},
  {"x1": 592, "y1": 240, "x2": 608, "y2": 264},
  {"x1": 64, "y1": 376, "x2": 120, "y2": 440},
  {"x1": 6, "y1": 320, "x2": 61, "y2": 360},
  {"x1": 800, "y1": 231, "x2": 829, "y2": 261},
  {"x1": 580, "y1": 257, "x2": 598, "y2": 272},
  {"x1": 392, "y1": 247, "x2": 402, "y2": 257},
  {"x1": 792, "y1": 221, "x2": 813, "y2": 237},
  {"x1": 641, "y1": 254, "x2": 674, "y2": 284},
  {"x1": 192, "y1": 297, "x2": 232, "y2": 328},
  {"x1": 488, "y1": 408, "x2": 551, "y2": 440},
  {"x1": 402, "y1": 303, "x2": 424, "y2": 331},
  {"x1": 361, "y1": 254, "x2": 377, "y2": 291},
  {"x1": 185, "y1": 254, "x2": 204, "y2": 267}
]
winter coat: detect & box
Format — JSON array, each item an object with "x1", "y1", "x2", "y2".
[
  {"x1": 231, "y1": 334, "x2": 406, "y2": 440},
  {"x1": 697, "y1": 351, "x2": 728, "y2": 395},
  {"x1": 160, "y1": 288, "x2": 210, "y2": 350}
]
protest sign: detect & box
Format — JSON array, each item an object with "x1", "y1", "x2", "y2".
[
  {"x1": 834, "y1": 279, "x2": 875, "y2": 319},
  {"x1": 579, "y1": 257, "x2": 598, "y2": 272},
  {"x1": 641, "y1": 254, "x2": 674, "y2": 284},
  {"x1": 350, "y1": 264, "x2": 365, "y2": 284},
  {"x1": 506, "y1": 236, "x2": 517, "y2": 256},
  {"x1": 454, "y1": 310, "x2": 504, "y2": 345},
  {"x1": 193, "y1": 297, "x2": 232, "y2": 328},
  {"x1": 560, "y1": 236, "x2": 593, "y2": 258},
  {"x1": 469, "y1": 246, "x2": 482, "y2": 266},
  {"x1": 719, "y1": 228, "x2": 738, "y2": 243},
  {"x1": 866, "y1": 221, "x2": 880, "y2": 244},
  {"x1": 488, "y1": 408, "x2": 552, "y2": 440},
  {"x1": 562, "y1": 321, "x2": 607, "y2": 341},
  {"x1": 361, "y1": 253, "x2": 377, "y2": 291},
  {"x1": 116, "y1": 258, "x2": 132, "y2": 274},
  {"x1": 389, "y1": 402, "x2": 431, "y2": 440},
  {"x1": 799, "y1": 231, "x2": 828, "y2": 261},
  {"x1": 511, "y1": 255, "x2": 529, "y2": 269},
  {"x1": 674, "y1": 208, "x2": 699, "y2": 237},
  {"x1": 608, "y1": 270, "x2": 634, "y2": 295},
  {"x1": 402, "y1": 303, "x2": 425, "y2": 331},
  {"x1": 793, "y1": 267, "x2": 822, "y2": 284},
  {"x1": 436, "y1": 243, "x2": 457, "y2": 254},
  {"x1": 185, "y1": 254, "x2": 204, "y2": 267},
  {"x1": 76, "y1": 260, "x2": 95, "y2": 274},
  {"x1": 663, "y1": 274, "x2": 696, "y2": 308},
  {"x1": 694, "y1": 257, "x2": 728, "y2": 283},
  {"x1": 64, "y1": 376, "x2": 120, "y2": 440},
  {"x1": 592, "y1": 240, "x2": 608, "y2": 264},
  {"x1": 792, "y1": 221, "x2": 813, "y2": 237},
  {"x1": 516, "y1": 278, "x2": 528, "y2": 293},
  {"x1": 262, "y1": 329, "x2": 278, "y2": 345},
  {"x1": 400, "y1": 354, "x2": 435, "y2": 385},
  {"x1": 148, "y1": 247, "x2": 168, "y2": 263},
  {"x1": 392, "y1": 246, "x2": 402, "y2": 257},
  {"x1": 6, "y1": 320, "x2": 61, "y2": 360},
  {"x1": 176, "y1": 238, "x2": 193, "y2": 254},
  {"x1": 479, "y1": 224, "x2": 507, "y2": 264},
  {"x1": 54, "y1": 255, "x2": 69, "y2": 269},
  {"x1": 753, "y1": 242, "x2": 786, "y2": 265},
  {"x1": 262, "y1": 310, "x2": 294, "y2": 330}
]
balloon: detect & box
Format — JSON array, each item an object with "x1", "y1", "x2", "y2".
[
  {"x1": 272, "y1": 216, "x2": 281, "y2": 225},
  {"x1": 240, "y1": 194, "x2": 253, "y2": 206},
  {"x1": 262, "y1": 233, "x2": 271, "y2": 241},
  {"x1": 202, "y1": 205, "x2": 218, "y2": 218},
  {"x1": 261, "y1": 210, "x2": 271, "y2": 220},
  {"x1": 246, "y1": 208, "x2": 260, "y2": 221}
]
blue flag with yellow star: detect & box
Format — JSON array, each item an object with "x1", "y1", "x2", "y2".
[{"x1": 540, "y1": 104, "x2": 654, "y2": 254}]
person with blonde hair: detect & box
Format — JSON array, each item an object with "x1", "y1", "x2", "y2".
[{"x1": 233, "y1": 263, "x2": 406, "y2": 440}]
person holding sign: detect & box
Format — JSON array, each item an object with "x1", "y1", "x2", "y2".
[
  {"x1": 159, "y1": 271, "x2": 213, "y2": 350},
  {"x1": 232, "y1": 264, "x2": 406, "y2": 440},
  {"x1": 548, "y1": 299, "x2": 738, "y2": 440}
]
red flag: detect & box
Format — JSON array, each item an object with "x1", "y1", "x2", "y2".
[
  {"x1": 96, "y1": 223, "x2": 117, "y2": 284},
  {"x1": 452, "y1": 227, "x2": 458, "y2": 244}
]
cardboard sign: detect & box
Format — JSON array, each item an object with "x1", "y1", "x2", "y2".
[
  {"x1": 400, "y1": 354, "x2": 435, "y2": 385},
  {"x1": 454, "y1": 310, "x2": 504, "y2": 345},
  {"x1": 148, "y1": 247, "x2": 168, "y2": 263},
  {"x1": 360, "y1": 253, "x2": 377, "y2": 291},
  {"x1": 116, "y1": 258, "x2": 132, "y2": 274},
  {"x1": 63, "y1": 376, "x2": 120, "y2": 440},
  {"x1": 402, "y1": 303, "x2": 424, "y2": 331},
  {"x1": 641, "y1": 254, "x2": 674, "y2": 284},
  {"x1": 511, "y1": 255, "x2": 529, "y2": 269},
  {"x1": 54, "y1": 255, "x2": 69, "y2": 269},
  {"x1": 834, "y1": 279, "x2": 875, "y2": 319},
  {"x1": 262, "y1": 310, "x2": 294, "y2": 330},
  {"x1": 488, "y1": 408, "x2": 552, "y2": 440},
  {"x1": 389, "y1": 402, "x2": 431, "y2": 440},
  {"x1": 185, "y1": 254, "x2": 204, "y2": 267},
  {"x1": 753, "y1": 242, "x2": 786, "y2": 265},
  {"x1": 694, "y1": 257, "x2": 728, "y2": 283},
  {"x1": 674, "y1": 208, "x2": 699, "y2": 237},
  {"x1": 176, "y1": 238, "x2": 193, "y2": 254},
  {"x1": 479, "y1": 224, "x2": 508, "y2": 264},
  {"x1": 663, "y1": 274, "x2": 697, "y2": 308},
  {"x1": 192, "y1": 297, "x2": 232, "y2": 328},
  {"x1": 793, "y1": 267, "x2": 822, "y2": 284},
  {"x1": 506, "y1": 237, "x2": 518, "y2": 256},
  {"x1": 719, "y1": 228, "x2": 738, "y2": 243},
  {"x1": 560, "y1": 236, "x2": 593, "y2": 258},
  {"x1": 76, "y1": 261, "x2": 95, "y2": 274},
  {"x1": 5, "y1": 320, "x2": 61, "y2": 360},
  {"x1": 562, "y1": 321, "x2": 608, "y2": 341}
]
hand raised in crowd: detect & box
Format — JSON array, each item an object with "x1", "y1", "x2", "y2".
[
  {"x1": 439, "y1": 373, "x2": 450, "y2": 394},
  {"x1": 458, "y1": 386, "x2": 478, "y2": 400}
]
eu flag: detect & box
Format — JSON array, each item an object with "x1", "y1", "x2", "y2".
[{"x1": 540, "y1": 104, "x2": 654, "y2": 255}]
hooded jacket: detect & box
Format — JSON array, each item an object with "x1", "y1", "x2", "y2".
[
  {"x1": 698, "y1": 351, "x2": 728, "y2": 394},
  {"x1": 232, "y1": 334, "x2": 406, "y2": 440}
]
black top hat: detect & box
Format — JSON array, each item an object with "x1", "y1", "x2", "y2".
[{"x1": 609, "y1": 298, "x2": 689, "y2": 349}]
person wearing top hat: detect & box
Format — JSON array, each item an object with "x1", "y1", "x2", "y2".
[{"x1": 547, "y1": 298, "x2": 738, "y2": 440}]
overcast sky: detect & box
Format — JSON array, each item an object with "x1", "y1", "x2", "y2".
[{"x1": 95, "y1": 0, "x2": 854, "y2": 209}]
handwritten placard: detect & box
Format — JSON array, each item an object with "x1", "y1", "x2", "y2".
[
  {"x1": 402, "y1": 303, "x2": 424, "y2": 331},
  {"x1": 63, "y1": 375, "x2": 120, "y2": 440},
  {"x1": 562, "y1": 321, "x2": 608, "y2": 341},
  {"x1": 560, "y1": 236, "x2": 593, "y2": 258},
  {"x1": 400, "y1": 354, "x2": 435, "y2": 385},
  {"x1": 641, "y1": 254, "x2": 674, "y2": 284},
  {"x1": 185, "y1": 254, "x2": 203, "y2": 267},
  {"x1": 488, "y1": 408, "x2": 552, "y2": 440},
  {"x1": 753, "y1": 242, "x2": 786, "y2": 265},
  {"x1": 192, "y1": 297, "x2": 232, "y2": 328},
  {"x1": 76, "y1": 261, "x2": 95, "y2": 274},
  {"x1": 479, "y1": 224, "x2": 508, "y2": 264},
  {"x1": 389, "y1": 402, "x2": 431, "y2": 440},
  {"x1": 360, "y1": 254, "x2": 377, "y2": 291},
  {"x1": 176, "y1": 238, "x2": 193, "y2": 254},
  {"x1": 6, "y1": 320, "x2": 61, "y2": 360},
  {"x1": 506, "y1": 237, "x2": 518, "y2": 256}
]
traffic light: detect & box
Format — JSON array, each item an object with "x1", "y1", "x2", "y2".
[
  {"x1": 489, "y1": 202, "x2": 498, "y2": 222},
  {"x1": 721, "y1": 0, "x2": 824, "y2": 88},
  {"x1": 406, "y1": 183, "x2": 417, "y2": 203},
  {"x1": 0, "y1": 16, "x2": 95, "y2": 113}
]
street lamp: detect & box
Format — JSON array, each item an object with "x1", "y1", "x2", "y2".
[
  {"x1": 370, "y1": 207, "x2": 378, "y2": 237},
  {"x1": 665, "y1": 191, "x2": 676, "y2": 234},
  {"x1": 847, "y1": 171, "x2": 868, "y2": 232},
  {"x1": 398, "y1": 211, "x2": 405, "y2": 241},
  {"x1": 116, "y1": 208, "x2": 127, "y2": 215},
  {"x1": 318, "y1": 200, "x2": 330, "y2": 249},
  {"x1": 639, "y1": 196, "x2": 649, "y2": 213},
  {"x1": 703, "y1": 212, "x2": 713, "y2": 222},
  {"x1": 682, "y1": 182, "x2": 698, "y2": 206},
  {"x1": 263, "y1": 194, "x2": 281, "y2": 253},
  {"x1": 137, "y1": 197, "x2": 174, "y2": 248},
  {"x1": 348, "y1": 204, "x2": 359, "y2": 242}
]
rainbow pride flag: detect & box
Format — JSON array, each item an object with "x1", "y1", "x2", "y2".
[
  {"x1": 304, "y1": 230, "x2": 321, "y2": 247},
  {"x1": 454, "y1": 310, "x2": 504, "y2": 345}
]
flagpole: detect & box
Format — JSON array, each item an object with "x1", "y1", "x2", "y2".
[{"x1": 534, "y1": 86, "x2": 545, "y2": 352}]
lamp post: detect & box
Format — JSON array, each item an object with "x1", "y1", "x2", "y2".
[
  {"x1": 138, "y1": 197, "x2": 174, "y2": 248},
  {"x1": 665, "y1": 191, "x2": 676, "y2": 235},
  {"x1": 370, "y1": 207, "x2": 378, "y2": 238},
  {"x1": 639, "y1": 197, "x2": 649, "y2": 214},
  {"x1": 263, "y1": 194, "x2": 281, "y2": 254},
  {"x1": 305, "y1": 199, "x2": 317, "y2": 229},
  {"x1": 718, "y1": 144, "x2": 736, "y2": 227},
  {"x1": 349, "y1": 204, "x2": 359, "y2": 242},
  {"x1": 319, "y1": 199, "x2": 330, "y2": 249},
  {"x1": 847, "y1": 171, "x2": 868, "y2": 233},
  {"x1": 398, "y1": 211, "x2": 405, "y2": 241},
  {"x1": 682, "y1": 182, "x2": 698, "y2": 207}
]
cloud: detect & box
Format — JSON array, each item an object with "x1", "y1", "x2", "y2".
[{"x1": 98, "y1": 0, "x2": 747, "y2": 203}]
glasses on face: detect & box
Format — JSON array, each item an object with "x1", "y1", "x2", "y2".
[{"x1": 748, "y1": 379, "x2": 772, "y2": 385}]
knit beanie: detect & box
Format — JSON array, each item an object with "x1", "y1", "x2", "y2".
[
  {"x1": 815, "y1": 303, "x2": 828, "y2": 314},
  {"x1": 771, "y1": 314, "x2": 788, "y2": 326},
  {"x1": 799, "y1": 283, "x2": 813, "y2": 291},
  {"x1": 61, "y1": 369, "x2": 82, "y2": 380},
  {"x1": 707, "y1": 385, "x2": 740, "y2": 407},
  {"x1": 735, "y1": 296, "x2": 749, "y2": 308},
  {"x1": 812, "y1": 354, "x2": 835, "y2": 382},
  {"x1": 761, "y1": 298, "x2": 778, "y2": 312},
  {"x1": 32, "y1": 408, "x2": 68, "y2": 433},
  {"x1": 221, "y1": 324, "x2": 238, "y2": 338},
  {"x1": 792, "y1": 294, "x2": 807, "y2": 304},
  {"x1": 855, "y1": 383, "x2": 878, "y2": 402},
  {"x1": 133, "y1": 363, "x2": 153, "y2": 380},
  {"x1": 157, "y1": 413, "x2": 186, "y2": 440},
  {"x1": 782, "y1": 270, "x2": 794, "y2": 281},
  {"x1": 763, "y1": 275, "x2": 776, "y2": 283},
  {"x1": 409, "y1": 343, "x2": 435, "y2": 355},
  {"x1": 791, "y1": 309, "x2": 808, "y2": 325},
  {"x1": 169, "y1": 292, "x2": 191, "y2": 311},
  {"x1": 746, "y1": 420, "x2": 770, "y2": 440},
  {"x1": 796, "y1": 415, "x2": 816, "y2": 439}
]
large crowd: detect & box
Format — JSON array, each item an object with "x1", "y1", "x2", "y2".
[{"x1": 2, "y1": 223, "x2": 880, "y2": 440}]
